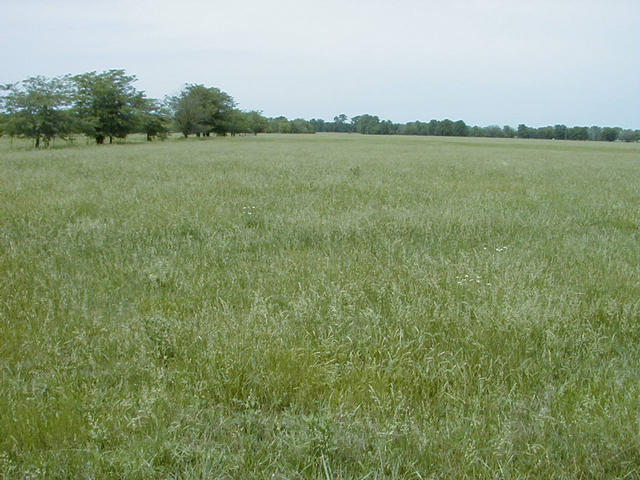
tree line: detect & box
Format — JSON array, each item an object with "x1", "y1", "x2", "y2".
[
  {"x1": 1, "y1": 69, "x2": 638, "y2": 147},
  {"x1": 0, "y1": 70, "x2": 317, "y2": 147},
  {"x1": 311, "y1": 115, "x2": 640, "y2": 142}
]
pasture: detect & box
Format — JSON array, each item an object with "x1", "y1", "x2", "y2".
[{"x1": 0, "y1": 134, "x2": 637, "y2": 479}]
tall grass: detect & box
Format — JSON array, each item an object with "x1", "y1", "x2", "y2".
[{"x1": 1, "y1": 134, "x2": 637, "y2": 479}]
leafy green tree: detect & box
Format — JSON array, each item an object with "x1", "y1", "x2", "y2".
[
  {"x1": 450, "y1": 120, "x2": 468, "y2": 137},
  {"x1": 601, "y1": 127, "x2": 619, "y2": 142},
  {"x1": 290, "y1": 118, "x2": 315, "y2": 133},
  {"x1": 278, "y1": 118, "x2": 292, "y2": 133},
  {"x1": 503, "y1": 125, "x2": 515, "y2": 138},
  {"x1": 73, "y1": 70, "x2": 144, "y2": 144},
  {"x1": 267, "y1": 116, "x2": 292, "y2": 133},
  {"x1": 517, "y1": 124, "x2": 534, "y2": 138},
  {"x1": 619, "y1": 129, "x2": 639, "y2": 142},
  {"x1": 403, "y1": 121, "x2": 422, "y2": 135},
  {"x1": 352, "y1": 114, "x2": 380, "y2": 134},
  {"x1": 588, "y1": 126, "x2": 602, "y2": 141},
  {"x1": 428, "y1": 120, "x2": 441, "y2": 135},
  {"x1": 245, "y1": 111, "x2": 269, "y2": 135},
  {"x1": 0, "y1": 76, "x2": 74, "y2": 147},
  {"x1": 537, "y1": 126, "x2": 554, "y2": 139},
  {"x1": 438, "y1": 119, "x2": 453, "y2": 136},
  {"x1": 169, "y1": 84, "x2": 235, "y2": 137},
  {"x1": 333, "y1": 114, "x2": 352, "y2": 133},
  {"x1": 481, "y1": 125, "x2": 503, "y2": 137},
  {"x1": 169, "y1": 88, "x2": 205, "y2": 137},
  {"x1": 222, "y1": 109, "x2": 249, "y2": 136},
  {"x1": 567, "y1": 126, "x2": 589, "y2": 140},
  {"x1": 468, "y1": 125, "x2": 483, "y2": 137},
  {"x1": 377, "y1": 119, "x2": 396, "y2": 135},
  {"x1": 553, "y1": 124, "x2": 567, "y2": 140},
  {"x1": 137, "y1": 98, "x2": 170, "y2": 141},
  {"x1": 309, "y1": 118, "x2": 326, "y2": 132},
  {"x1": 199, "y1": 86, "x2": 235, "y2": 136}
]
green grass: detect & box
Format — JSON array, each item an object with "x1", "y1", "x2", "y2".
[{"x1": 0, "y1": 133, "x2": 637, "y2": 479}]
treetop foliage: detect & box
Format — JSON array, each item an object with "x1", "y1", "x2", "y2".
[
  {"x1": 73, "y1": 69, "x2": 145, "y2": 144},
  {"x1": 169, "y1": 84, "x2": 236, "y2": 137},
  {"x1": 1, "y1": 76, "x2": 74, "y2": 147}
]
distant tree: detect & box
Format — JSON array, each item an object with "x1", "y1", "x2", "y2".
[
  {"x1": 351, "y1": 114, "x2": 380, "y2": 134},
  {"x1": 309, "y1": 118, "x2": 326, "y2": 132},
  {"x1": 537, "y1": 126, "x2": 554, "y2": 139},
  {"x1": 601, "y1": 127, "x2": 619, "y2": 142},
  {"x1": 262, "y1": 117, "x2": 316, "y2": 134},
  {"x1": 169, "y1": 84, "x2": 235, "y2": 137},
  {"x1": 267, "y1": 116, "x2": 291, "y2": 133},
  {"x1": 482, "y1": 125, "x2": 503, "y2": 137},
  {"x1": 553, "y1": 124, "x2": 567, "y2": 140},
  {"x1": 222, "y1": 109, "x2": 249, "y2": 136},
  {"x1": 73, "y1": 70, "x2": 144, "y2": 144},
  {"x1": 403, "y1": 121, "x2": 425, "y2": 135},
  {"x1": 245, "y1": 111, "x2": 268, "y2": 135},
  {"x1": 451, "y1": 120, "x2": 469, "y2": 137},
  {"x1": 427, "y1": 120, "x2": 440, "y2": 135},
  {"x1": 290, "y1": 118, "x2": 315, "y2": 133},
  {"x1": 619, "y1": 129, "x2": 639, "y2": 142},
  {"x1": 201, "y1": 87, "x2": 235, "y2": 136},
  {"x1": 333, "y1": 114, "x2": 351, "y2": 133},
  {"x1": 567, "y1": 126, "x2": 589, "y2": 141},
  {"x1": 334, "y1": 113, "x2": 348, "y2": 124},
  {"x1": 503, "y1": 125, "x2": 515, "y2": 138},
  {"x1": 439, "y1": 119, "x2": 454, "y2": 136},
  {"x1": 350, "y1": 115, "x2": 362, "y2": 133},
  {"x1": 169, "y1": 88, "x2": 204, "y2": 137},
  {"x1": 468, "y1": 125, "x2": 482, "y2": 137},
  {"x1": 378, "y1": 119, "x2": 398, "y2": 135},
  {"x1": 1, "y1": 76, "x2": 74, "y2": 147},
  {"x1": 517, "y1": 124, "x2": 534, "y2": 138},
  {"x1": 588, "y1": 126, "x2": 602, "y2": 141},
  {"x1": 137, "y1": 98, "x2": 170, "y2": 141}
]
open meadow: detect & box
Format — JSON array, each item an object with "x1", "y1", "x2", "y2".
[{"x1": 0, "y1": 134, "x2": 638, "y2": 479}]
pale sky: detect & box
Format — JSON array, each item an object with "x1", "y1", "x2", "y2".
[{"x1": 1, "y1": 0, "x2": 639, "y2": 128}]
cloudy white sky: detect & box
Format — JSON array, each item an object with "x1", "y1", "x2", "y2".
[{"x1": 1, "y1": 0, "x2": 639, "y2": 128}]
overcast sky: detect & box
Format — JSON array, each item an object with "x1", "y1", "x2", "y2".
[{"x1": 2, "y1": 0, "x2": 639, "y2": 128}]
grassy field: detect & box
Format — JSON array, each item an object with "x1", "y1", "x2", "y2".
[{"x1": 0, "y1": 133, "x2": 637, "y2": 479}]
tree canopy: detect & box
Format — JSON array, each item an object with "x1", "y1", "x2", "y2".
[
  {"x1": 137, "y1": 98, "x2": 170, "y2": 141},
  {"x1": 73, "y1": 70, "x2": 145, "y2": 144},
  {"x1": 169, "y1": 84, "x2": 235, "y2": 137},
  {"x1": 1, "y1": 76, "x2": 73, "y2": 147}
]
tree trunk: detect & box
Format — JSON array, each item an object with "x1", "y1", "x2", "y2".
[
  {"x1": 96, "y1": 135, "x2": 105, "y2": 144},
  {"x1": 35, "y1": 136, "x2": 40, "y2": 148},
  {"x1": 109, "y1": 136, "x2": 113, "y2": 144}
]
